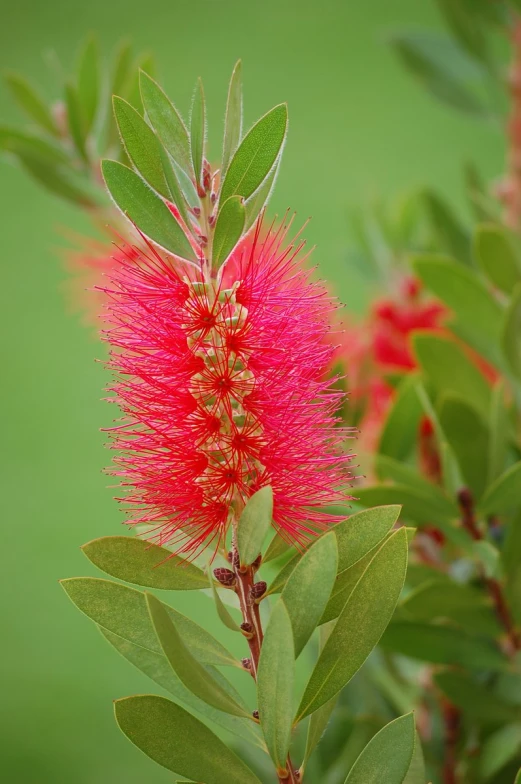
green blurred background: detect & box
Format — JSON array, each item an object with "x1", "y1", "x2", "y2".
[{"x1": 0, "y1": 1, "x2": 503, "y2": 781}]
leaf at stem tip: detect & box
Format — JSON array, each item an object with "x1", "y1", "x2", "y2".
[
  {"x1": 114, "y1": 695, "x2": 262, "y2": 784},
  {"x1": 222, "y1": 60, "x2": 243, "y2": 176},
  {"x1": 257, "y1": 600, "x2": 295, "y2": 771},
  {"x1": 65, "y1": 82, "x2": 88, "y2": 162},
  {"x1": 139, "y1": 71, "x2": 192, "y2": 173},
  {"x1": 77, "y1": 34, "x2": 100, "y2": 131},
  {"x1": 190, "y1": 77, "x2": 205, "y2": 188},
  {"x1": 212, "y1": 195, "x2": 245, "y2": 268},
  {"x1": 145, "y1": 592, "x2": 249, "y2": 717},
  {"x1": 4, "y1": 72, "x2": 59, "y2": 136},
  {"x1": 113, "y1": 95, "x2": 171, "y2": 199},
  {"x1": 281, "y1": 531, "x2": 338, "y2": 657},
  {"x1": 220, "y1": 103, "x2": 288, "y2": 207},
  {"x1": 296, "y1": 528, "x2": 408, "y2": 721},
  {"x1": 81, "y1": 535, "x2": 207, "y2": 590},
  {"x1": 101, "y1": 159, "x2": 196, "y2": 261},
  {"x1": 237, "y1": 486, "x2": 273, "y2": 567},
  {"x1": 344, "y1": 713, "x2": 416, "y2": 784},
  {"x1": 475, "y1": 223, "x2": 521, "y2": 295}
]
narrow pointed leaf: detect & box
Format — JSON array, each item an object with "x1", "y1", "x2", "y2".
[
  {"x1": 115, "y1": 695, "x2": 262, "y2": 784},
  {"x1": 237, "y1": 486, "x2": 273, "y2": 567},
  {"x1": 434, "y1": 671, "x2": 521, "y2": 724},
  {"x1": 413, "y1": 254, "x2": 504, "y2": 368},
  {"x1": 113, "y1": 96, "x2": 171, "y2": 198},
  {"x1": 60, "y1": 577, "x2": 238, "y2": 666},
  {"x1": 213, "y1": 195, "x2": 245, "y2": 268},
  {"x1": 77, "y1": 35, "x2": 99, "y2": 130},
  {"x1": 101, "y1": 628, "x2": 262, "y2": 747},
  {"x1": 140, "y1": 71, "x2": 191, "y2": 173},
  {"x1": 403, "y1": 733, "x2": 426, "y2": 784},
  {"x1": 488, "y1": 381, "x2": 509, "y2": 484},
  {"x1": 102, "y1": 159, "x2": 196, "y2": 260},
  {"x1": 222, "y1": 60, "x2": 243, "y2": 176},
  {"x1": 281, "y1": 532, "x2": 337, "y2": 656},
  {"x1": 344, "y1": 713, "x2": 415, "y2": 784},
  {"x1": 244, "y1": 158, "x2": 279, "y2": 231},
  {"x1": 190, "y1": 78, "x2": 205, "y2": 188},
  {"x1": 423, "y1": 190, "x2": 471, "y2": 264},
  {"x1": 480, "y1": 462, "x2": 521, "y2": 516},
  {"x1": 209, "y1": 572, "x2": 241, "y2": 632},
  {"x1": 502, "y1": 283, "x2": 521, "y2": 379},
  {"x1": 379, "y1": 373, "x2": 423, "y2": 460},
  {"x1": 65, "y1": 82, "x2": 88, "y2": 162},
  {"x1": 480, "y1": 723, "x2": 521, "y2": 781},
  {"x1": 439, "y1": 394, "x2": 489, "y2": 499},
  {"x1": 220, "y1": 104, "x2": 288, "y2": 206},
  {"x1": 381, "y1": 621, "x2": 506, "y2": 670},
  {"x1": 475, "y1": 224, "x2": 521, "y2": 295},
  {"x1": 4, "y1": 72, "x2": 59, "y2": 136},
  {"x1": 303, "y1": 624, "x2": 337, "y2": 766},
  {"x1": 257, "y1": 600, "x2": 295, "y2": 770},
  {"x1": 146, "y1": 593, "x2": 248, "y2": 717},
  {"x1": 296, "y1": 528, "x2": 408, "y2": 721},
  {"x1": 81, "y1": 536, "x2": 207, "y2": 590},
  {"x1": 375, "y1": 456, "x2": 459, "y2": 520},
  {"x1": 412, "y1": 332, "x2": 490, "y2": 418},
  {"x1": 17, "y1": 154, "x2": 97, "y2": 206},
  {"x1": 126, "y1": 53, "x2": 156, "y2": 114},
  {"x1": 0, "y1": 126, "x2": 70, "y2": 165}
]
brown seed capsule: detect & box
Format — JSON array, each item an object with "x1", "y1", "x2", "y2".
[
  {"x1": 240, "y1": 621, "x2": 254, "y2": 639},
  {"x1": 213, "y1": 567, "x2": 236, "y2": 587},
  {"x1": 252, "y1": 709, "x2": 259, "y2": 720},
  {"x1": 250, "y1": 581, "x2": 267, "y2": 602},
  {"x1": 241, "y1": 657, "x2": 252, "y2": 670},
  {"x1": 252, "y1": 553, "x2": 262, "y2": 572}
]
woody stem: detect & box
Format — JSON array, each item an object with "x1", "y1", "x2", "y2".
[
  {"x1": 458, "y1": 488, "x2": 521, "y2": 654},
  {"x1": 231, "y1": 545, "x2": 299, "y2": 783}
]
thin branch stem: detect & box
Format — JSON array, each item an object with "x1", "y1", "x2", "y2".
[
  {"x1": 441, "y1": 697, "x2": 460, "y2": 784},
  {"x1": 458, "y1": 488, "x2": 521, "y2": 654},
  {"x1": 231, "y1": 544, "x2": 299, "y2": 783}
]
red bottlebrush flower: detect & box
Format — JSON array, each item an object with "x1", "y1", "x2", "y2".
[{"x1": 101, "y1": 219, "x2": 354, "y2": 558}]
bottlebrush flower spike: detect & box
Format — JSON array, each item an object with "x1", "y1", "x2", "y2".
[{"x1": 100, "y1": 219, "x2": 355, "y2": 558}]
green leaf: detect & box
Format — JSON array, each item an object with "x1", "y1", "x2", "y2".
[
  {"x1": 126, "y1": 53, "x2": 156, "y2": 115},
  {"x1": 389, "y1": 31, "x2": 489, "y2": 117},
  {"x1": 145, "y1": 593, "x2": 248, "y2": 718},
  {"x1": 111, "y1": 40, "x2": 133, "y2": 97},
  {"x1": 435, "y1": 670, "x2": 521, "y2": 724},
  {"x1": 77, "y1": 35, "x2": 100, "y2": 131},
  {"x1": 355, "y1": 486, "x2": 469, "y2": 549},
  {"x1": 344, "y1": 713, "x2": 415, "y2": 784},
  {"x1": 190, "y1": 78, "x2": 205, "y2": 189},
  {"x1": 423, "y1": 190, "x2": 471, "y2": 265},
  {"x1": 465, "y1": 162, "x2": 496, "y2": 223},
  {"x1": 502, "y1": 283, "x2": 521, "y2": 379},
  {"x1": 140, "y1": 71, "x2": 192, "y2": 173},
  {"x1": 475, "y1": 224, "x2": 521, "y2": 295},
  {"x1": 281, "y1": 531, "x2": 338, "y2": 656},
  {"x1": 102, "y1": 159, "x2": 196, "y2": 260},
  {"x1": 0, "y1": 126, "x2": 70, "y2": 165},
  {"x1": 257, "y1": 600, "x2": 295, "y2": 770},
  {"x1": 335, "y1": 505, "x2": 402, "y2": 573},
  {"x1": 208, "y1": 572, "x2": 241, "y2": 632},
  {"x1": 17, "y1": 154, "x2": 97, "y2": 207},
  {"x1": 244, "y1": 157, "x2": 279, "y2": 231},
  {"x1": 413, "y1": 333, "x2": 490, "y2": 418},
  {"x1": 403, "y1": 733, "x2": 426, "y2": 784},
  {"x1": 101, "y1": 628, "x2": 262, "y2": 747},
  {"x1": 489, "y1": 381, "x2": 509, "y2": 484},
  {"x1": 303, "y1": 623, "x2": 337, "y2": 767},
  {"x1": 296, "y1": 528, "x2": 408, "y2": 721},
  {"x1": 81, "y1": 536, "x2": 207, "y2": 590},
  {"x1": 113, "y1": 96, "x2": 172, "y2": 199},
  {"x1": 480, "y1": 723, "x2": 521, "y2": 781},
  {"x1": 220, "y1": 104, "x2": 288, "y2": 206},
  {"x1": 375, "y1": 456, "x2": 459, "y2": 520},
  {"x1": 264, "y1": 531, "x2": 293, "y2": 563},
  {"x1": 439, "y1": 394, "x2": 489, "y2": 499},
  {"x1": 115, "y1": 695, "x2": 262, "y2": 784},
  {"x1": 237, "y1": 486, "x2": 273, "y2": 567},
  {"x1": 378, "y1": 374, "x2": 423, "y2": 461},
  {"x1": 60, "y1": 577, "x2": 238, "y2": 667},
  {"x1": 222, "y1": 60, "x2": 243, "y2": 177},
  {"x1": 480, "y1": 462, "x2": 521, "y2": 516},
  {"x1": 65, "y1": 82, "x2": 88, "y2": 162},
  {"x1": 381, "y1": 621, "x2": 507, "y2": 670},
  {"x1": 320, "y1": 548, "x2": 376, "y2": 625},
  {"x1": 4, "y1": 72, "x2": 59, "y2": 136},
  {"x1": 413, "y1": 254, "x2": 504, "y2": 368},
  {"x1": 212, "y1": 195, "x2": 245, "y2": 268},
  {"x1": 435, "y1": 0, "x2": 489, "y2": 63}
]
